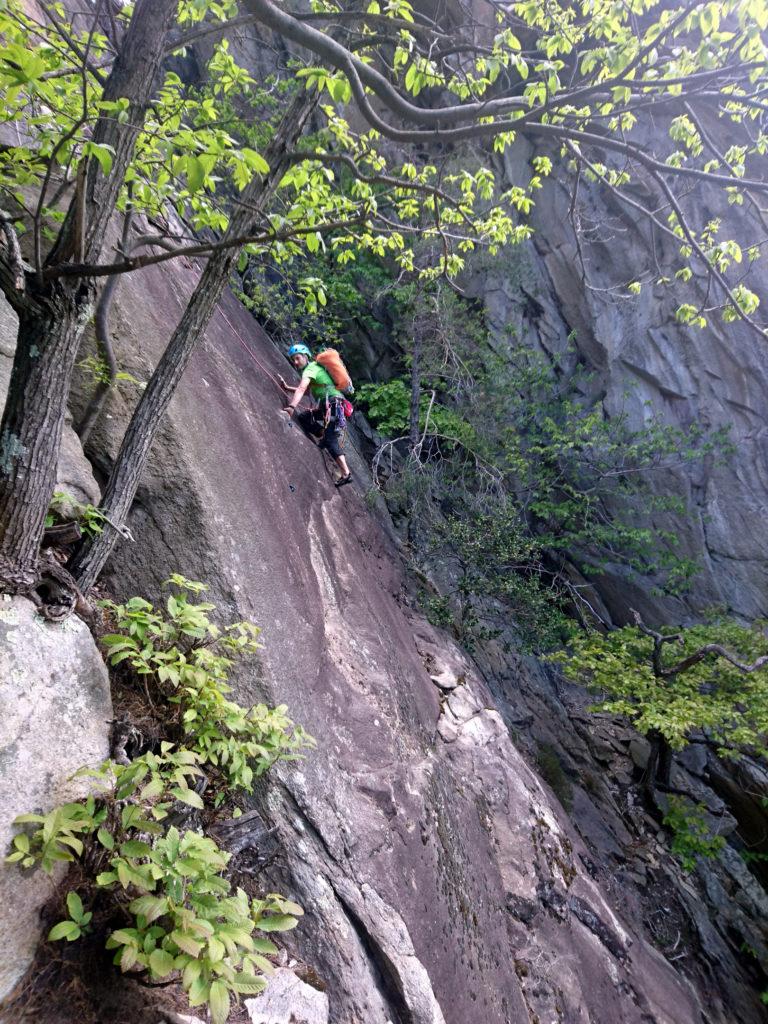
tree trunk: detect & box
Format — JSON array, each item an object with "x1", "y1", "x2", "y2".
[
  {"x1": 70, "y1": 92, "x2": 317, "y2": 593},
  {"x1": 409, "y1": 327, "x2": 422, "y2": 453},
  {"x1": 644, "y1": 728, "x2": 673, "y2": 796},
  {"x1": 76, "y1": 208, "x2": 132, "y2": 443},
  {"x1": 0, "y1": 287, "x2": 93, "y2": 586},
  {"x1": 0, "y1": 0, "x2": 177, "y2": 591},
  {"x1": 47, "y1": 0, "x2": 178, "y2": 269}
]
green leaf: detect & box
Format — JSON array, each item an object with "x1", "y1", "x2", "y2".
[
  {"x1": 186, "y1": 155, "x2": 206, "y2": 192},
  {"x1": 66, "y1": 891, "x2": 84, "y2": 921},
  {"x1": 120, "y1": 839, "x2": 153, "y2": 858},
  {"x1": 49, "y1": 920, "x2": 81, "y2": 942},
  {"x1": 97, "y1": 828, "x2": 115, "y2": 850},
  {"x1": 172, "y1": 787, "x2": 204, "y2": 809},
  {"x1": 188, "y1": 974, "x2": 209, "y2": 1007},
  {"x1": 249, "y1": 953, "x2": 275, "y2": 974},
  {"x1": 209, "y1": 980, "x2": 230, "y2": 1024},
  {"x1": 129, "y1": 895, "x2": 168, "y2": 924},
  {"x1": 84, "y1": 142, "x2": 114, "y2": 176},
  {"x1": 120, "y1": 944, "x2": 139, "y2": 971},
  {"x1": 171, "y1": 931, "x2": 204, "y2": 957},
  {"x1": 242, "y1": 147, "x2": 269, "y2": 174},
  {"x1": 279, "y1": 900, "x2": 304, "y2": 916},
  {"x1": 252, "y1": 936, "x2": 279, "y2": 954},
  {"x1": 257, "y1": 914, "x2": 298, "y2": 932},
  {"x1": 149, "y1": 948, "x2": 177, "y2": 978},
  {"x1": 11, "y1": 833, "x2": 30, "y2": 854},
  {"x1": 140, "y1": 775, "x2": 164, "y2": 800},
  {"x1": 232, "y1": 973, "x2": 267, "y2": 994}
]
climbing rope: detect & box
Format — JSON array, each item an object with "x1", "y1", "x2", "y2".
[{"x1": 216, "y1": 304, "x2": 286, "y2": 393}]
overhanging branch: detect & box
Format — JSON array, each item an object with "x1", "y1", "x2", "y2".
[{"x1": 44, "y1": 215, "x2": 370, "y2": 280}]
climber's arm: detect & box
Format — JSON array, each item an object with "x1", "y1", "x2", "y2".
[{"x1": 283, "y1": 376, "x2": 310, "y2": 415}]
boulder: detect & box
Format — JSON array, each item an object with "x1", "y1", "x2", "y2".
[
  {"x1": 246, "y1": 969, "x2": 330, "y2": 1024},
  {"x1": 0, "y1": 597, "x2": 112, "y2": 1002}
]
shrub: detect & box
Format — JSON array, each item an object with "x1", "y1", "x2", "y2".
[
  {"x1": 362, "y1": 311, "x2": 729, "y2": 649},
  {"x1": 663, "y1": 795, "x2": 726, "y2": 872},
  {"x1": 100, "y1": 575, "x2": 313, "y2": 800},
  {"x1": 554, "y1": 619, "x2": 768, "y2": 758},
  {"x1": 6, "y1": 576, "x2": 313, "y2": 1024},
  {"x1": 45, "y1": 490, "x2": 107, "y2": 537}
]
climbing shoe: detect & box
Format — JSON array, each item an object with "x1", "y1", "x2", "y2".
[{"x1": 335, "y1": 473, "x2": 353, "y2": 488}]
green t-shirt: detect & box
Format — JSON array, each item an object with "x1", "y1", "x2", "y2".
[{"x1": 302, "y1": 361, "x2": 342, "y2": 401}]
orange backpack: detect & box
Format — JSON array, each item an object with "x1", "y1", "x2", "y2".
[{"x1": 316, "y1": 349, "x2": 353, "y2": 393}]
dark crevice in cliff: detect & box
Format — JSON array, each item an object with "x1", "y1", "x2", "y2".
[
  {"x1": 331, "y1": 890, "x2": 414, "y2": 1024},
  {"x1": 566, "y1": 895, "x2": 628, "y2": 961},
  {"x1": 273, "y1": 784, "x2": 424, "y2": 1023}
]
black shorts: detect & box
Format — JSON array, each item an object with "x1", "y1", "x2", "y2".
[{"x1": 296, "y1": 402, "x2": 347, "y2": 459}]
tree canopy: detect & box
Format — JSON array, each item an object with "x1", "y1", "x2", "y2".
[
  {"x1": 555, "y1": 614, "x2": 768, "y2": 767},
  {"x1": 0, "y1": 0, "x2": 765, "y2": 595},
  {"x1": 1, "y1": 0, "x2": 767, "y2": 310}
]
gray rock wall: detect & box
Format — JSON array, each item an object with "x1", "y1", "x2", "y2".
[
  {"x1": 467, "y1": 141, "x2": 768, "y2": 624},
  {"x1": 0, "y1": 296, "x2": 109, "y2": 1005}
]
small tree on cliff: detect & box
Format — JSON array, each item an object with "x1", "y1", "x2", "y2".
[
  {"x1": 0, "y1": 0, "x2": 766, "y2": 600},
  {"x1": 555, "y1": 613, "x2": 768, "y2": 794}
]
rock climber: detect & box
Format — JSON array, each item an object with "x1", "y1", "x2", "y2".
[{"x1": 279, "y1": 343, "x2": 353, "y2": 488}]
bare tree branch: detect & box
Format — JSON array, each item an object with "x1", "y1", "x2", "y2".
[
  {"x1": 46, "y1": 214, "x2": 370, "y2": 280},
  {"x1": 164, "y1": 13, "x2": 261, "y2": 55},
  {"x1": 40, "y1": 0, "x2": 109, "y2": 83},
  {"x1": 632, "y1": 610, "x2": 768, "y2": 678}
]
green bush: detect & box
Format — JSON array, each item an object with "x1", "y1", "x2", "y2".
[
  {"x1": 359, "y1": 283, "x2": 728, "y2": 649},
  {"x1": 237, "y1": 248, "x2": 391, "y2": 347},
  {"x1": 100, "y1": 575, "x2": 312, "y2": 799},
  {"x1": 663, "y1": 795, "x2": 726, "y2": 872},
  {"x1": 7, "y1": 576, "x2": 312, "y2": 1024},
  {"x1": 434, "y1": 499, "x2": 575, "y2": 652},
  {"x1": 357, "y1": 378, "x2": 480, "y2": 451},
  {"x1": 45, "y1": 490, "x2": 107, "y2": 537},
  {"x1": 8, "y1": 758, "x2": 300, "y2": 1021},
  {"x1": 553, "y1": 619, "x2": 768, "y2": 756}
]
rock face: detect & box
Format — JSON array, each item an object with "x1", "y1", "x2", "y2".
[
  {"x1": 1, "y1": 15, "x2": 765, "y2": 1023},
  {"x1": 465, "y1": 141, "x2": 768, "y2": 625},
  {"x1": 0, "y1": 597, "x2": 112, "y2": 1003},
  {"x1": 68, "y1": 249, "x2": 749, "y2": 1022},
  {"x1": 469, "y1": 622, "x2": 768, "y2": 1024}
]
